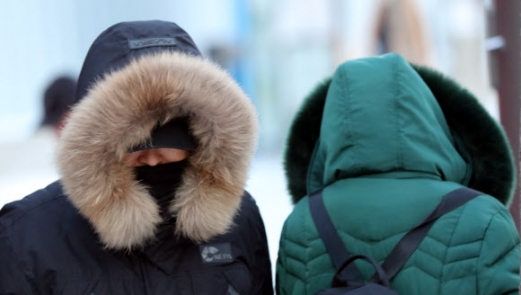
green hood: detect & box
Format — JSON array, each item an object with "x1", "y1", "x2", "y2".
[{"x1": 285, "y1": 53, "x2": 515, "y2": 205}]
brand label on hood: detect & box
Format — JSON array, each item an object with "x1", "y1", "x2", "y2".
[{"x1": 128, "y1": 37, "x2": 177, "y2": 49}]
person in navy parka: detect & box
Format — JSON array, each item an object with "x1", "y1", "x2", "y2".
[{"x1": 0, "y1": 20, "x2": 273, "y2": 295}]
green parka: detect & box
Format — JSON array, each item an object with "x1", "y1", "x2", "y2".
[{"x1": 276, "y1": 54, "x2": 520, "y2": 295}]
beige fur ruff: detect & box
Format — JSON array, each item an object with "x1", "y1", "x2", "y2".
[{"x1": 56, "y1": 52, "x2": 258, "y2": 250}]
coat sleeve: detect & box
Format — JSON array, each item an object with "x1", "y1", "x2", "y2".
[
  {"x1": 244, "y1": 193, "x2": 274, "y2": 295},
  {"x1": 0, "y1": 225, "x2": 35, "y2": 294},
  {"x1": 276, "y1": 205, "x2": 309, "y2": 295},
  {"x1": 477, "y1": 207, "x2": 520, "y2": 295},
  {"x1": 276, "y1": 222, "x2": 290, "y2": 295}
]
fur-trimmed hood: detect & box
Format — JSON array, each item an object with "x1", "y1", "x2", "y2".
[
  {"x1": 284, "y1": 53, "x2": 515, "y2": 206},
  {"x1": 56, "y1": 21, "x2": 257, "y2": 250}
]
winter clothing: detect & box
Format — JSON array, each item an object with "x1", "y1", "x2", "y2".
[
  {"x1": 0, "y1": 20, "x2": 272, "y2": 294},
  {"x1": 276, "y1": 53, "x2": 519, "y2": 295},
  {"x1": 1, "y1": 183, "x2": 270, "y2": 294}
]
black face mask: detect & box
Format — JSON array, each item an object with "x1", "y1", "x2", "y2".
[{"x1": 134, "y1": 160, "x2": 188, "y2": 213}]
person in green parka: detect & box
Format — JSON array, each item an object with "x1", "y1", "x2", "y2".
[{"x1": 276, "y1": 53, "x2": 520, "y2": 295}]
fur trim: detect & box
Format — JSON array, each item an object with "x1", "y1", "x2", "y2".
[
  {"x1": 57, "y1": 52, "x2": 258, "y2": 249},
  {"x1": 284, "y1": 66, "x2": 515, "y2": 205},
  {"x1": 284, "y1": 78, "x2": 331, "y2": 203},
  {"x1": 412, "y1": 65, "x2": 515, "y2": 205}
]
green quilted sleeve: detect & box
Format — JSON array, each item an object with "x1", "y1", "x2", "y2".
[
  {"x1": 276, "y1": 223, "x2": 290, "y2": 295},
  {"x1": 477, "y1": 207, "x2": 520, "y2": 295},
  {"x1": 276, "y1": 216, "x2": 309, "y2": 295}
]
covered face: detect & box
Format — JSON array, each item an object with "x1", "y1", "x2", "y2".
[{"x1": 125, "y1": 118, "x2": 196, "y2": 217}]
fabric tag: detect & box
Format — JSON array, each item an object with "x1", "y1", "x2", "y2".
[{"x1": 128, "y1": 37, "x2": 177, "y2": 49}]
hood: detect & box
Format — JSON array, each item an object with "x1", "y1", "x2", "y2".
[
  {"x1": 75, "y1": 20, "x2": 201, "y2": 103},
  {"x1": 56, "y1": 21, "x2": 258, "y2": 250},
  {"x1": 284, "y1": 53, "x2": 515, "y2": 206}
]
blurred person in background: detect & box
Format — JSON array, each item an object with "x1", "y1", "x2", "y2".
[
  {"x1": 40, "y1": 76, "x2": 76, "y2": 136},
  {"x1": 372, "y1": 0, "x2": 431, "y2": 64},
  {"x1": 0, "y1": 75, "x2": 76, "y2": 205},
  {"x1": 0, "y1": 20, "x2": 273, "y2": 294},
  {"x1": 276, "y1": 53, "x2": 519, "y2": 294}
]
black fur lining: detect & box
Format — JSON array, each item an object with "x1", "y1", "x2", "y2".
[
  {"x1": 413, "y1": 65, "x2": 515, "y2": 205},
  {"x1": 283, "y1": 78, "x2": 331, "y2": 204},
  {"x1": 284, "y1": 66, "x2": 515, "y2": 205}
]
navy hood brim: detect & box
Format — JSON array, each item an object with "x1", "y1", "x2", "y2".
[{"x1": 75, "y1": 20, "x2": 202, "y2": 103}]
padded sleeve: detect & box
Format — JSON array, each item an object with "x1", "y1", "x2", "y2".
[
  {"x1": 276, "y1": 222, "x2": 290, "y2": 295},
  {"x1": 477, "y1": 207, "x2": 520, "y2": 295}
]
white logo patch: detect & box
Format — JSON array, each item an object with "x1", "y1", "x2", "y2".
[{"x1": 200, "y1": 243, "x2": 233, "y2": 264}]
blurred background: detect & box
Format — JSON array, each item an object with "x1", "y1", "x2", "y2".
[{"x1": 0, "y1": 0, "x2": 519, "y2": 277}]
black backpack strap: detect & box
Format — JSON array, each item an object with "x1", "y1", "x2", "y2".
[
  {"x1": 335, "y1": 254, "x2": 392, "y2": 287},
  {"x1": 308, "y1": 190, "x2": 364, "y2": 283},
  {"x1": 374, "y1": 187, "x2": 482, "y2": 281}
]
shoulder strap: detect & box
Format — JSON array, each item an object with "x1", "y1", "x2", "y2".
[
  {"x1": 308, "y1": 190, "x2": 364, "y2": 283},
  {"x1": 375, "y1": 187, "x2": 482, "y2": 281},
  {"x1": 309, "y1": 187, "x2": 483, "y2": 285}
]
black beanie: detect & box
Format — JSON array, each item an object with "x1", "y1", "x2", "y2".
[{"x1": 129, "y1": 117, "x2": 196, "y2": 152}]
